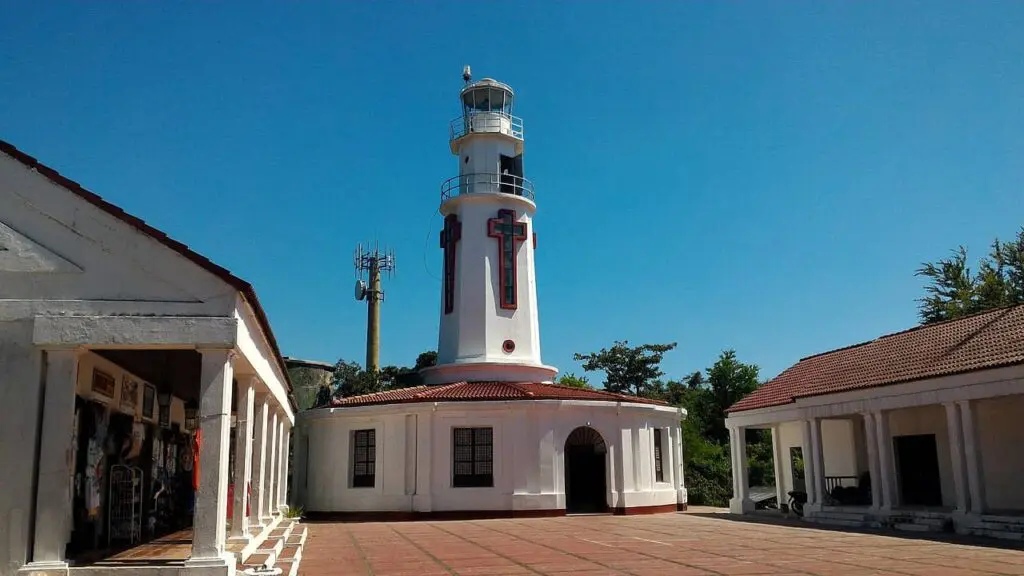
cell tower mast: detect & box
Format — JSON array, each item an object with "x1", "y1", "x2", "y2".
[{"x1": 354, "y1": 242, "x2": 395, "y2": 373}]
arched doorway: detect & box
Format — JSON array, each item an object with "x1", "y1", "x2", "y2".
[{"x1": 564, "y1": 426, "x2": 608, "y2": 514}]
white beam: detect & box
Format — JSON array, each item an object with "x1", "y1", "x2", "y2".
[{"x1": 33, "y1": 315, "x2": 236, "y2": 348}]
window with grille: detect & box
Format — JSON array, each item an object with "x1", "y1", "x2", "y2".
[
  {"x1": 352, "y1": 429, "x2": 376, "y2": 488},
  {"x1": 452, "y1": 427, "x2": 493, "y2": 487},
  {"x1": 654, "y1": 428, "x2": 665, "y2": 483}
]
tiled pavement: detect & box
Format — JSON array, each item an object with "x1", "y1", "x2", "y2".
[{"x1": 300, "y1": 509, "x2": 1024, "y2": 576}]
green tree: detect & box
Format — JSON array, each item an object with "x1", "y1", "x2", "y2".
[
  {"x1": 916, "y1": 227, "x2": 1024, "y2": 323},
  {"x1": 703, "y1": 350, "x2": 760, "y2": 444},
  {"x1": 414, "y1": 351, "x2": 438, "y2": 371},
  {"x1": 573, "y1": 340, "x2": 678, "y2": 397},
  {"x1": 556, "y1": 372, "x2": 591, "y2": 389}
]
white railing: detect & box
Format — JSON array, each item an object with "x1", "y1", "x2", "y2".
[
  {"x1": 440, "y1": 172, "x2": 535, "y2": 202},
  {"x1": 449, "y1": 112, "x2": 525, "y2": 142}
]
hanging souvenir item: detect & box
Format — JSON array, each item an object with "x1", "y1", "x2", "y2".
[
  {"x1": 85, "y1": 406, "x2": 108, "y2": 519},
  {"x1": 127, "y1": 421, "x2": 145, "y2": 460}
]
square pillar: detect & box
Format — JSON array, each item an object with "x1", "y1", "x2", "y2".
[
  {"x1": 874, "y1": 410, "x2": 897, "y2": 509},
  {"x1": 861, "y1": 412, "x2": 882, "y2": 510},
  {"x1": 185, "y1": 349, "x2": 235, "y2": 570},
  {"x1": 274, "y1": 418, "x2": 285, "y2": 512},
  {"x1": 673, "y1": 423, "x2": 687, "y2": 509},
  {"x1": 229, "y1": 377, "x2": 256, "y2": 542},
  {"x1": 19, "y1": 349, "x2": 79, "y2": 574},
  {"x1": 264, "y1": 410, "x2": 279, "y2": 521},
  {"x1": 958, "y1": 400, "x2": 986, "y2": 514},
  {"x1": 249, "y1": 394, "x2": 269, "y2": 528},
  {"x1": 944, "y1": 402, "x2": 970, "y2": 515},
  {"x1": 770, "y1": 425, "x2": 786, "y2": 510},
  {"x1": 800, "y1": 419, "x2": 817, "y2": 506},
  {"x1": 809, "y1": 418, "x2": 826, "y2": 507},
  {"x1": 729, "y1": 427, "x2": 753, "y2": 514},
  {"x1": 278, "y1": 425, "x2": 291, "y2": 513}
]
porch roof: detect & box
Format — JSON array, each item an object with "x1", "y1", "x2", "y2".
[
  {"x1": 728, "y1": 304, "x2": 1024, "y2": 413},
  {"x1": 0, "y1": 138, "x2": 293, "y2": 404}
]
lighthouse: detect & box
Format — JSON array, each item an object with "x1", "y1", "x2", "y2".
[
  {"x1": 421, "y1": 68, "x2": 558, "y2": 385},
  {"x1": 299, "y1": 68, "x2": 686, "y2": 519}
]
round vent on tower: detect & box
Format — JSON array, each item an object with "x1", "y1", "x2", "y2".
[{"x1": 502, "y1": 340, "x2": 515, "y2": 353}]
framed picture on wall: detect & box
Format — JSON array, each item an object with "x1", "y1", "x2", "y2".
[
  {"x1": 142, "y1": 384, "x2": 156, "y2": 422},
  {"x1": 120, "y1": 375, "x2": 140, "y2": 414},
  {"x1": 91, "y1": 369, "x2": 116, "y2": 401}
]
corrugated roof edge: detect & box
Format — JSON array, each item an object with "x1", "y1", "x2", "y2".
[{"x1": 0, "y1": 138, "x2": 296, "y2": 412}]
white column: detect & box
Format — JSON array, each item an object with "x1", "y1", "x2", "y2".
[
  {"x1": 674, "y1": 422, "x2": 687, "y2": 509},
  {"x1": 809, "y1": 418, "x2": 826, "y2": 506},
  {"x1": 770, "y1": 425, "x2": 786, "y2": 510},
  {"x1": 800, "y1": 419, "x2": 817, "y2": 505},
  {"x1": 861, "y1": 412, "x2": 882, "y2": 510},
  {"x1": 874, "y1": 410, "x2": 896, "y2": 509},
  {"x1": 277, "y1": 423, "x2": 289, "y2": 513},
  {"x1": 729, "y1": 427, "x2": 752, "y2": 514},
  {"x1": 265, "y1": 410, "x2": 279, "y2": 519},
  {"x1": 958, "y1": 400, "x2": 986, "y2": 514},
  {"x1": 20, "y1": 350, "x2": 79, "y2": 572},
  {"x1": 944, "y1": 402, "x2": 969, "y2": 514},
  {"x1": 229, "y1": 377, "x2": 256, "y2": 541},
  {"x1": 250, "y1": 394, "x2": 269, "y2": 527},
  {"x1": 186, "y1": 349, "x2": 235, "y2": 568}
]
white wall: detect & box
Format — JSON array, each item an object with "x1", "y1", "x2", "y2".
[
  {"x1": 888, "y1": 404, "x2": 956, "y2": 507},
  {"x1": 298, "y1": 400, "x2": 683, "y2": 514},
  {"x1": 776, "y1": 421, "x2": 804, "y2": 495},
  {"x1": 976, "y1": 395, "x2": 1024, "y2": 511},
  {"x1": 821, "y1": 419, "x2": 858, "y2": 478}
]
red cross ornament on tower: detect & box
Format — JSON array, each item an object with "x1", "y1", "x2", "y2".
[
  {"x1": 487, "y1": 209, "x2": 528, "y2": 310},
  {"x1": 440, "y1": 214, "x2": 461, "y2": 314}
]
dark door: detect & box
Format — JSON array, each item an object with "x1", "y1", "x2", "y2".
[
  {"x1": 894, "y1": 434, "x2": 943, "y2": 507},
  {"x1": 565, "y1": 427, "x2": 608, "y2": 514},
  {"x1": 499, "y1": 154, "x2": 523, "y2": 195}
]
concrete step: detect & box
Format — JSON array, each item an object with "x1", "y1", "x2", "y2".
[
  {"x1": 242, "y1": 549, "x2": 277, "y2": 569},
  {"x1": 810, "y1": 518, "x2": 868, "y2": 528},
  {"x1": 977, "y1": 521, "x2": 1024, "y2": 533},
  {"x1": 980, "y1": 515, "x2": 1024, "y2": 526},
  {"x1": 277, "y1": 557, "x2": 300, "y2": 576},
  {"x1": 894, "y1": 522, "x2": 939, "y2": 533},
  {"x1": 815, "y1": 511, "x2": 870, "y2": 521},
  {"x1": 967, "y1": 527, "x2": 1024, "y2": 541},
  {"x1": 258, "y1": 535, "x2": 285, "y2": 557}
]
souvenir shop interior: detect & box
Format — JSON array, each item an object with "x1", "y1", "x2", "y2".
[{"x1": 64, "y1": 349, "x2": 236, "y2": 565}]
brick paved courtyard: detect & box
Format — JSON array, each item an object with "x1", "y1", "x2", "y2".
[{"x1": 299, "y1": 509, "x2": 1024, "y2": 575}]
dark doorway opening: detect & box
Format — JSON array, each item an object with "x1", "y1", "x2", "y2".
[
  {"x1": 894, "y1": 434, "x2": 943, "y2": 507},
  {"x1": 564, "y1": 426, "x2": 608, "y2": 514},
  {"x1": 499, "y1": 154, "x2": 524, "y2": 195}
]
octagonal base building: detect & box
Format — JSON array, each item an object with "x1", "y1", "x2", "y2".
[{"x1": 294, "y1": 72, "x2": 687, "y2": 518}]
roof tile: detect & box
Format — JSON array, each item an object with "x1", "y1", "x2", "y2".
[
  {"x1": 729, "y1": 304, "x2": 1024, "y2": 413},
  {"x1": 327, "y1": 381, "x2": 668, "y2": 408}
]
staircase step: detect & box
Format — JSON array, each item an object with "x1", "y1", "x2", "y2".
[
  {"x1": 968, "y1": 528, "x2": 1024, "y2": 541},
  {"x1": 894, "y1": 522, "x2": 939, "y2": 532},
  {"x1": 242, "y1": 550, "x2": 277, "y2": 568},
  {"x1": 277, "y1": 557, "x2": 300, "y2": 576},
  {"x1": 978, "y1": 521, "x2": 1024, "y2": 532},
  {"x1": 815, "y1": 512, "x2": 869, "y2": 521},
  {"x1": 258, "y1": 536, "x2": 284, "y2": 557},
  {"x1": 811, "y1": 518, "x2": 867, "y2": 528}
]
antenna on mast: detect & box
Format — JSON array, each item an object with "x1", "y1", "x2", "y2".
[
  {"x1": 462, "y1": 65, "x2": 472, "y2": 85},
  {"x1": 354, "y1": 242, "x2": 396, "y2": 374}
]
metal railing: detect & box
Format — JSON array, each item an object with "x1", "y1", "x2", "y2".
[
  {"x1": 824, "y1": 475, "x2": 859, "y2": 493},
  {"x1": 449, "y1": 112, "x2": 525, "y2": 142},
  {"x1": 440, "y1": 172, "x2": 535, "y2": 202}
]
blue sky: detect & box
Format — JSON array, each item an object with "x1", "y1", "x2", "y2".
[{"x1": 2, "y1": 2, "x2": 1023, "y2": 383}]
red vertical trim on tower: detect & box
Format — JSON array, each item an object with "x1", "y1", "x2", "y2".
[
  {"x1": 487, "y1": 209, "x2": 528, "y2": 310},
  {"x1": 440, "y1": 214, "x2": 462, "y2": 314}
]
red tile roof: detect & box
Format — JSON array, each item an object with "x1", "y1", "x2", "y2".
[
  {"x1": 0, "y1": 138, "x2": 293, "y2": 403},
  {"x1": 728, "y1": 304, "x2": 1024, "y2": 413},
  {"x1": 327, "y1": 381, "x2": 669, "y2": 408}
]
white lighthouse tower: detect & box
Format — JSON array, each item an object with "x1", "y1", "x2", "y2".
[{"x1": 421, "y1": 68, "x2": 558, "y2": 385}]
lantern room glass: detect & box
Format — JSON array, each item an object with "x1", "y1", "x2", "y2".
[{"x1": 462, "y1": 86, "x2": 514, "y2": 116}]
